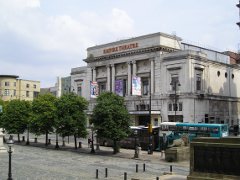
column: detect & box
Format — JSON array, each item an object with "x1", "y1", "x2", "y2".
[
  {"x1": 150, "y1": 58, "x2": 155, "y2": 94},
  {"x1": 107, "y1": 65, "x2": 111, "y2": 91},
  {"x1": 111, "y1": 64, "x2": 115, "y2": 93},
  {"x1": 132, "y1": 60, "x2": 137, "y2": 77},
  {"x1": 92, "y1": 67, "x2": 96, "y2": 82},
  {"x1": 127, "y1": 62, "x2": 132, "y2": 96}
]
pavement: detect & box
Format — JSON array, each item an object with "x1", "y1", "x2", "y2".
[{"x1": 0, "y1": 135, "x2": 189, "y2": 179}]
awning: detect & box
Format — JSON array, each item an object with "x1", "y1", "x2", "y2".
[{"x1": 129, "y1": 111, "x2": 161, "y2": 115}]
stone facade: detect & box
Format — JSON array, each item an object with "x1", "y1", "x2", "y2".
[
  {"x1": 0, "y1": 75, "x2": 40, "y2": 101},
  {"x1": 71, "y1": 32, "x2": 240, "y2": 127}
]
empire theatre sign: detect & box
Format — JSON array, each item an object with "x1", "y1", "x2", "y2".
[{"x1": 103, "y1": 42, "x2": 139, "y2": 54}]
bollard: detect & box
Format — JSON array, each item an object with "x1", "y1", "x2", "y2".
[
  {"x1": 79, "y1": 142, "x2": 82, "y2": 148},
  {"x1": 105, "y1": 168, "x2": 108, "y2": 178},
  {"x1": 156, "y1": 177, "x2": 159, "y2": 180},
  {"x1": 124, "y1": 172, "x2": 127, "y2": 180},
  {"x1": 136, "y1": 164, "x2": 138, "y2": 173},
  {"x1": 48, "y1": 139, "x2": 51, "y2": 145},
  {"x1": 170, "y1": 165, "x2": 172, "y2": 173},
  {"x1": 34, "y1": 137, "x2": 38, "y2": 143},
  {"x1": 96, "y1": 169, "x2": 98, "y2": 179},
  {"x1": 22, "y1": 136, "x2": 25, "y2": 142},
  {"x1": 143, "y1": 163, "x2": 145, "y2": 172}
]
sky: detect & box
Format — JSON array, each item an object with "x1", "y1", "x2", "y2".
[{"x1": 0, "y1": 0, "x2": 239, "y2": 88}]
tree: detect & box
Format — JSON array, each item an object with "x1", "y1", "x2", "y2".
[
  {"x1": 55, "y1": 93, "x2": 88, "y2": 149},
  {"x1": 91, "y1": 92, "x2": 131, "y2": 154},
  {"x1": 1, "y1": 99, "x2": 31, "y2": 142},
  {"x1": 32, "y1": 93, "x2": 57, "y2": 145}
]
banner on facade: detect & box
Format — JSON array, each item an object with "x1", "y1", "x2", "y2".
[
  {"x1": 132, "y1": 76, "x2": 141, "y2": 96},
  {"x1": 115, "y1": 79, "x2": 123, "y2": 96},
  {"x1": 90, "y1": 81, "x2": 99, "y2": 98}
]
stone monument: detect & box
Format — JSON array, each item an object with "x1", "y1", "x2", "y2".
[
  {"x1": 0, "y1": 128, "x2": 6, "y2": 153},
  {"x1": 187, "y1": 137, "x2": 240, "y2": 180}
]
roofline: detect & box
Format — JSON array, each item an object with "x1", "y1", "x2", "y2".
[
  {"x1": 87, "y1": 32, "x2": 182, "y2": 51},
  {"x1": 0, "y1": 75, "x2": 19, "y2": 78}
]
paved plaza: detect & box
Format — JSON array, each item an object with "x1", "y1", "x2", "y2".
[{"x1": 0, "y1": 135, "x2": 189, "y2": 180}]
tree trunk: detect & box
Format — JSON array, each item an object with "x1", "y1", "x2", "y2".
[
  {"x1": 45, "y1": 131, "x2": 48, "y2": 146},
  {"x1": 113, "y1": 140, "x2": 120, "y2": 154},
  {"x1": 74, "y1": 134, "x2": 77, "y2": 149},
  {"x1": 18, "y1": 134, "x2": 20, "y2": 142}
]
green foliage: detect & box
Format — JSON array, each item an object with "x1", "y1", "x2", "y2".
[
  {"x1": 1, "y1": 99, "x2": 31, "y2": 134},
  {"x1": 31, "y1": 93, "x2": 57, "y2": 135},
  {"x1": 55, "y1": 93, "x2": 88, "y2": 138},
  {"x1": 92, "y1": 92, "x2": 131, "y2": 150}
]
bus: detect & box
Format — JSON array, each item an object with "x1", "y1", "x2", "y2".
[
  {"x1": 97, "y1": 126, "x2": 160, "y2": 151},
  {"x1": 159, "y1": 122, "x2": 229, "y2": 144}
]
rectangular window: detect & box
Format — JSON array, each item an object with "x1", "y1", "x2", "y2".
[
  {"x1": 14, "y1": 82, "x2": 16, "y2": 87},
  {"x1": 33, "y1": 91, "x2": 39, "y2": 98},
  {"x1": 77, "y1": 86, "x2": 82, "y2": 96},
  {"x1": 173, "y1": 103, "x2": 178, "y2": 111},
  {"x1": 179, "y1": 102, "x2": 183, "y2": 111},
  {"x1": 33, "y1": 84, "x2": 37, "y2": 89},
  {"x1": 171, "y1": 76, "x2": 180, "y2": 91},
  {"x1": 168, "y1": 103, "x2": 172, "y2": 111},
  {"x1": 142, "y1": 78, "x2": 149, "y2": 96},
  {"x1": 26, "y1": 84, "x2": 30, "y2": 88},
  {"x1": 4, "y1": 89, "x2": 10, "y2": 96},
  {"x1": 26, "y1": 91, "x2": 29, "y2": 97},
  {"x1": 195, "y1": 69, "x2": 203, "y2": 91},
  {"x1": 13, "y1": 90, "x2": 16, "y2": 96},
  {"x1": 196, "y1": 74, "x2": 201, "y2": 91},
  {"x1": 99, "y1": 82, "x2": 106, "y2": 94},
  {"x1": 5, "y1": 82, "x2": 10, "y2": 86}
]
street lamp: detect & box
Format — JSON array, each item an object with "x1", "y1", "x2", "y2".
[
  {"x1": 170, "y1": 79, "x2": 181, "y2": 122},
  {"x1": 148, "y1": 76, "x2": 153, "y2": 155},
  {"x1": 90, "y1": 124, "x2": 95, "y2": 154},
  {"x1": 7, "y1": 136, "x2": 14, "y2": 180},
  {"x1": 133, "y1": 130, "x2": 139, "y2": 158}
]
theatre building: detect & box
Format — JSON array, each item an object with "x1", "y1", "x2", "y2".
[{"x1": 80, "y1": 32, "x2": 240, "y2": 127}]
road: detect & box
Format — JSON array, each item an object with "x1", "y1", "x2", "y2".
[{"x1": 0, "y1": 134, "x2": 189, "y2": 180}]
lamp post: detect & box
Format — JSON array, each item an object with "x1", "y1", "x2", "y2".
[
  {"x1": 170, "y1": 79, "x2": 181, "y2": 122},
  {"x1": 148, "y1": 76, "x2": 153, "y2": 154},
  {"x1": 7, "y1": 136, "x2": 14, "y2": 180},
  {"x1": 90, "y1": 124, "x2": 95, "y2": 154},
  {"x1": 134, "y1": 130, "x2": 139, "y2": 158}
]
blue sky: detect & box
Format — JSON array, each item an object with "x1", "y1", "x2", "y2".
[{"x1": 0, "y1": 0, "x2": 239, "y2": 87}]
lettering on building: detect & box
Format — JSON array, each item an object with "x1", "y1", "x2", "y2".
[{"x1": 103, "y1": 43, "x2": 139, "y2": 54}]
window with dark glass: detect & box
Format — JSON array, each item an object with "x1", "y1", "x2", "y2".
[
  {"x1": 26, "y1": 84, "x2": 30, "y2": 88},
  {"x1": 5, "y1": 82, "x2": 10, "y2": 86},
  {"x1": 26, "y1": 91, "x2": 29, "y2": 97},
  {"x1": 13, "y1": 90, "x2": 16, "y2": 96},
  {"x1": 179, "y1": 102, "x2": 183, "y2": 111},
  {"x1": 33, "y1": 84, "x2": 37, "y2": 88},
  {"x1": 14, "y1": 82, "x2": 16, "y2": 87},
  {"x1": 142, "y1": 78, "x2": 149, "y2": 95},
  {"x1": 77, "y1": 86, "x2": 82, "y2": 96},
  {"x1": 99, "y1": 82, "x2": 106, "y2": 94},
  {"x1": 196, "y1": 75, "x2": 201, "y2": 91},
  {"x1": 123, "y1": 79, "x2": 127, "y2": 97},
  {"x1": 168, "y1": 103, "x2": 172, "y2": 111},
  {"x1": 171, "y1": 76, "x2": 179, "y2": 91}
]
